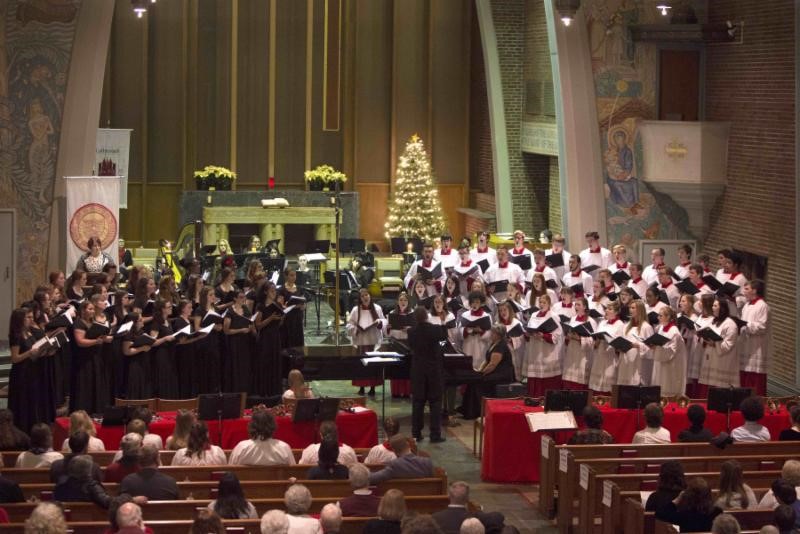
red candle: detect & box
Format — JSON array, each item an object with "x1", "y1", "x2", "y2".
[{"x1": 268, "y1": 176, "x2": 275, "y2": 189}]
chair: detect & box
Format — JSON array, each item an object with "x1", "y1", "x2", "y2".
[
  {"x1": 157, "y1": 398, "x2": 199, "y2": 411},
  {"x1": 114, "y1": 398, "x2": 157, "y2": 411}
]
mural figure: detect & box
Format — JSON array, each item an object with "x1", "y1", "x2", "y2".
[
  {"x1": 28, "y1": 97, "x2": 55, "y2": 202},
  {"x1": 605, "y1": 127, "x2": 638, "y2": 210}
]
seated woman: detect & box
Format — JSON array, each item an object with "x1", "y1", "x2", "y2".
[
  {"x1": 759, "y1": 460, "x2": 800, "y2": 508},
  {"x1": 731, "y1": 396, "x2": 771, "y2": 442},
  {"x1": 0, "y1": 409, "x2": 30, "y2": 451},
  {"x1": 678, "y1": 404, "x2": 714, "y2": 443},
  {"x1": 362, "y1": 489, "x2": 407, "y2": 534},
  {"x1": 632, "y1": 403, "x2": 671, "y2": 444},
  {"x1": 645, "y1": 460, "x2": 686, "y2": 512},
  {"x1": 208, "y1": 472, "x2": 258, "y2": 519},
  {"x1": 282, "y1": 369, "x2": 315, "y2": 401},
  {"x1": 779, "y1": 406, "x2": 800, "y2": 441},
  {"x1": 307, "y1": 438, "x2": 349, "y2": 480},
  {"x1": 459, "y1": 324, "x2": 516, "y2": 420},
  {"x1": 190, "y1": 509, "x2": 226, "y2": 534},
  {"x1": 165, "y1": 409, "x2": 196, "y2": 451},
  {"x1": 61, "y1": 410, "x2": 105, "y2": 452},
  {"x1": 715, "y1": 460, "x2": 757, "y2": 510},
  {"x1": 568, "y1": 405, "x2": 614, "y2": 444},
  {"x1": 15, "y1": 424, "x2": 64, "y2": 468},
  {"x1": 53, "y1": 455, "x2": 112, "y2": 509},
  {"x1": 171, "y1": 422, "x2": 226, "y2": 466},
  {"x1": 655, "y1": 477, "x2": 722, "y2": 532},
  {"x1": 228, "y1": 410, "x2": 295, "y2": 466}
]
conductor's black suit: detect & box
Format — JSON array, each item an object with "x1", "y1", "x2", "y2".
[{"x1": 408, "y1": 320, "x2": 447, "y2": 440}]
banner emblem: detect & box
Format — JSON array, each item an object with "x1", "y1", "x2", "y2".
[{"x1": 69, "y1": 202, "x2": 118, "y2": 251}]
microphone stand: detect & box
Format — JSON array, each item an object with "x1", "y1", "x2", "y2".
[{"x1": 333, "y1": 181, "x2": 342, "y2": 346}]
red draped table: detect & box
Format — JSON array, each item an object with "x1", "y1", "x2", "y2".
[
  {"x1": 480, "y1": 399, "x2": 791, "y2": 483},
  {"x1": 54, "y1": 409, "x2": 378, "y2": 451}
]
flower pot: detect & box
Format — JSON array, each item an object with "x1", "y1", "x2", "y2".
[
  {"x1": 216, "y1": 178, "x2": 232, "y2": 191},
  {"x1": 308, "y1": 179, "x2": 324, "y2": 191},
  {"x1": 196, "y1": 177, "x2": 207, "y2": 190}
]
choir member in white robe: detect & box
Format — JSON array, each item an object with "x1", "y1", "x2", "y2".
[
  {"x1": 429, "y1": 294, "x2": 459, "y2": 345},
  {"x1": 388, "y1": 292, "x2": 414, "y2": 397},
  {"x1": 460, "y1": 291, "x2": 492, "y2": 369},
  {"x1": 497, "y1": 301, "x2": 526, "y2": 382},
  {"x1": 433, "y1": 234, "x2": 458, "y2": 271},
  {"x1": 587, "y1": 281, "x2": 609, "y2": 322},
  {"x1": 617, "y1": 300, "x2": 654, "y2": 387},
  {"x1": 579, "y1": 231, "x2": 613, "y2": 281},
  {"x1": 452, "y1": 246, "x2": 482, "y2": 296},
  {"x1": 525, "y1": 294, "x2": 563, "y2": 397},
  {"x1": 528, "y1": 273, "x2": 559, "y2": 311},
  {"x1": 409, "y1": 279, "x2": 430, "y2": 310},
  {"x1": 673, "y1": 244, "x2": 694, "y2": 280},
  {"x1": 529, "y1": 249, "x2": 559, "y2": 289},
  {"x1": 544, "y1": 234, "x2": 571, "y2": 283},
  {"x1": 403, "y1": 244, "x2": 446, "y2": 296},
  {"x1": 470, "y1": 231, "x2": 497, "y2": 268},
  {"x1": 588, "y1": 301, "x2": 626, "y2": 394},
  {"x1": 597, "y1": 269, "x2": 618, "y2": 298},
  {"x1": 739, "y1": 280, "x2": 770, "y2": 396},
  {"x1": 483, "y1": 246, "x2": 526, "y2": 301},
  {"x1": 645, "y1": 287, "x2": 670, "y2": 327},
  {"x1": 551, "y1": 286, "x2": 578, "y2": 322},
  {"x1": 716, "y1": 250, "x2": 749, "y2": 317},
  {"x1": 503, "y1": 283, "x2": 529, "y2": 323},
  {"x1": 641, "y1": 247, "x2": 667, "y2": 286},
  {"x1": 561, "y1": 255, "x2": 593, "y2": 299},
  {"x1": 609, "y1": 244, "x2": 631, "y2": 277},
  {"x1": 697, "y1": 296, "x2": 740, "y2": 398},
  {"x1": 460, "y1": 280, "x2": 494, "y2": 319},
  {"x1": 627, "y1": 263, "x2": 650, "y2": 301},
  {"x1": 656, "y1": 268, "x2": 681, "y2": 310},
  {"x1": 686, "y1": 265, "x2": 715, "y2": 314},
  {"x1": 678, "y1": 294, "x2": 704, "y2": 398},
  {"x1": 649, "y1": 307, "x2": 687, "y2": 397},
  {"x1": 346, "y1": 289, "x2": 387, "y2": 394},
  {"x1": 561, "y1": 297, "x2": 597, "y2": 389},
  {"x1": 509, "y1": 230, "x2": 534, "y2": 280}
]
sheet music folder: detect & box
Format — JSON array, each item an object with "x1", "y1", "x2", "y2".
[{"x1": 526, "y1": 411, "x2": 578, "y2": 432}]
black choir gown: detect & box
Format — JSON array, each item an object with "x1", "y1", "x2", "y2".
[
  {"x1": 254, "y1": 304, "x2": 283, "y2": 396},
  {"x1": 278, "y1": 286, "x2": 305, "y2": 348},
  {"x1": 194, "y1": 309, "x2": 222, "y2": 394},
  {"x1": 223, "y1": 307, "x2": 254, "y2": 394},
  {"x1": 125, "y1": 330, "x2": 153, "y2": 399},
  {"x1": 91, "y1": 319, "x2": 112, "y2": 411},
  {"x1": 41, "y1": 318, "x2": 65, "y2": 407},
  {"x1": 9, "y1": 333, "x2": 55, "y2": 433},
  {"x1": 172, "y1": 317, "x2": 198, "y2": 398},
  {"x1": 70, "y1": 319, "x2": 99, "y2": 413},
  {"x1": 151, "y1": 322, "x2": 178, "y2": 399}
]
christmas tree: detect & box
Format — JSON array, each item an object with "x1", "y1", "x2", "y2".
[{"x1": 384, "y1": 135, "x2": 447, "y2": 243}]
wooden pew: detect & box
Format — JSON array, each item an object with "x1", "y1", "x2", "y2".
[
  {"x1": 625, "y1": 498, "x2": 776, "y2": 534},
  {"x1": 18, "y1": 475, "x2": 448, "y2": 500},
  {"x1": 1, "y1": 495, "x2": 451, "y2": 522},
  {"x1": 600, "y1": 479, "x2": 773, "y2": 534},
  {"x1": 539, "y1": 436, "x2": 798, "y2": 519}
]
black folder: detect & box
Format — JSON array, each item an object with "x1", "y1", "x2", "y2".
[
  {"x1": 388, "y1": 313, "x2": 415, "y2": 330},
  {"x1": 444, "y1": 319, "x2": 457, "y2": 330},
  {"x1": 611, "y1": 270, "x2": 631, "y2": 285},
  {"x1": 201, "y1": 310, "x2": 226, "y2": 327},
  {"x1": 131, "y1": 333, "x2": 157, "y2": 348},
  {"x1": 588, "y1": 308, "x2": 603, "y2": 320},
  {"x1": 476, "y1": 259, "x2": 490, "y2": 272},
  {"x1": 675, "y1": 279, "x2": 700, "y2": 295},
  {"x1": 545, "y1": 278, "x2": 559, "y2": 290},
  {"x1": 572, "y1": 322, "x2": 595, "y2": 338},
  {"x1": 507, "y1": 323, "x2": 525, "y2": 337},
  {"x1": 696, "y1": 327, "x2": 724, "y2": 342},
  {"x1": 487, "y1": 280, "x2": 509, "y2": 294},
  {"x1": 716, "y1": 282, "x2": 740, "y2": 299},
  {"x1": 46, "y1": 313, "x2": 73, "y2": 330},
  {"x1": 730, "y1": 317, "x2": 748, "y2": 332},
  {"x1": 640, "y1": 332, "x2": 670, "y2": 347},
  {"x1": 608, "y1": 336, "x2": 634, "y2": 353},
  {"x1": 447, "y1": 298, "x2": 464, "y2": 314},
  {"x1": 526, "y1": 317, "x2": 558, "y2": 334},
  {"x1": 417, "y1": 263, "x2": 443, "y2": 281},
  {"x1": 509, "y1": 254, "x2": 531, "y2": 271},
  {"x1": 545, "y1": 253, "x2": 564, "y2": 268},
  {"x1": 461, "y1": 315, "x2": 492, "y2": 332},
  {"x1": 569, "y1": 283, "x2": 585, "y2": 296},
  {"x1": 647, "y1": 311, "x2": 660, "y2": 326},
  {"x1": 582, "y1": 264, "x2": 600, "y2": 274},
  {"x1": 657, "y1": 290, "x2": 671, "y2": 306},
  {"x1": 676, "y1": 315, "x2": 698, "y2": 331},
  {"x1": 452, "y1": 264, "x2": 480, "y2": 278},
  {"x1": 86, "y1": 321, "x2": 111, "y2": 340},
  {"x1": 357, "y1": 320, "x2": 383, "y2": 332},
  {"x1": 702, "y1": 274, "x2": 723, "y2": 291}
]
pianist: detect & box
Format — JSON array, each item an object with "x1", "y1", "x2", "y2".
[{"x1": 459, "y1": 324, "x2": 516, "y2": 420}]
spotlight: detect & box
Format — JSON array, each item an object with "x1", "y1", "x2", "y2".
[
  {"x1": 656, "y1": 3, "x2": 672, "y2": 16},
  {"x1": 556, "y1": 0, "x2": 580, "y2": 27},
  {"x1": 131, "y1": 0, "x2": 147, "y2": 18}
]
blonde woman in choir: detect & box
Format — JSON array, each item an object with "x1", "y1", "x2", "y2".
[
  {"x1": 460, "y1": 291, "x2": 492, "y2": 369},
  {"x1": 739, "y1": 280, "x2": 770, "y2": 396},
  {"x1": 525, "y1": 294, "x2": 563, "y2": 397},
  {"x1": 650, "y1": 307, "x2": 687, "y2": 397},
  {"x1": 677, "y1": 294, "x2": 702, "y2": 398},
  {"x1": 497, "y1": 301, "x2": 526, "y2": 381},
  {"x1": 697, "y1": 296, "x2": 740, "y2": 399},
  {"x1": 346, "y1": 289, "x2": 387, "y2": 396},
  {"x1": 617, "y1": 300, "x2": 654, "y2": 387},
  {"x1": 561, "y1": 297, "x2": 597, "y2": 390},
  {"x1": 588, "y1": 301, "x2": 625, "y2": 395}
]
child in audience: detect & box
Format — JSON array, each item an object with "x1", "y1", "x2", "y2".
[
  {"x1": 282, "y1": 369, "x2": 315, "y2": 401},
  {"x1": 715, "y1": 460, "x2": 757, "y2": 510},
  {"x1": 730, "y1": 396, "x2": 771, "y2": 442},
  {"x1": 645, "y1": 460, "x2": 686, "y2": 512},
  {"x1": 678, "y1": 404, "x2": 714, "y2": 443},
  {"x1": 632, "y1": 403, "x2": 671, "y2": 444}
]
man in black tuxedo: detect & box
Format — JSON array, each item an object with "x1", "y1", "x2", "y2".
[
  {"x1": 432, "y1": 481, "x2": 507, "y2": 534},
  {"x1": 408, "y1": 306, "x2": 447, "y2": 442},
  {"x1": 120, "y1": 444, "x2": 178, "y2": 500}
]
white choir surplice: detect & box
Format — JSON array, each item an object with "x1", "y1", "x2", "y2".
[
  {"x1": 739, "y1": 298, "x2": 770, "y2": 374},
  {"x1": 509, "y1": 247, "x2": 534, "y2": 279},
  {"x1": 403, "y1": 259, "x2": 446, "y2": 296},
  {"x1": 528, "y1": 265, "x2": 559, "y2": 289},
  {"x1": 500, "y1": 318, "x2": 526, "y2": 381},
  {"x1": 346, "y1": 305, "x2": 387, "y2": 348},
  {"x1": 562, "y1": 270, "x2": 593, "y2": 298},
  {"x1": 460, "y1": 309, "x2": 492, "y2": 368},
  {"x1": 470, "y1": 246, "x2": 497, "y2": 267},
  {"x1": 657, "y1": 281, "x2": 681, "y2": 310},
  {"x1": 452, "y1": 260, "x2": 483, "y2": 296},
  {"x1": 544, "y1": 247, "x2": 571, "y2": 283},
  {"x1": 525, "y1": 310, "x2": 564, "y2": 379},
  {"x1": 588, "y1": 318, "x2": 626, "y2": 392},
  {"x1": 483, "y1": 262, "x2": 526, "y2": 300},
  {"x1": 698, "y1": 317, "x2": 740, "y2": 387},
  {"x1": 562, "y1": 316, "x2": 597, "y2": 385},
  {"x1": 680, "y1": 312, "x2": 706, "y2": 383},
  {"x1": 649, "y1": 323, "x2": 687, "y2": 397},
  {"x1": 641, "y1": 263, "x2": 664, "y2": 286},
  {"x1": 628, "y1": 277, "x2": 650, "y2": 301},
  {"x1": 579, "y1": 247, "x2": 613, "y2": 279},
  {"x1": 609, "y1": 262, "x2": 631, "y2": 276},
  {"x1": 716, "y1": 271, "x2": 748, "y2": 317},
  {"x1": 674, "y1": 262, "x2": 693, "y2": 280},
  {"x1": 433, "y1": 248, "x2": 458, "y2": 271},
  {"x1": 616, "y1": 322, "x2": 654, "y2": 386}
]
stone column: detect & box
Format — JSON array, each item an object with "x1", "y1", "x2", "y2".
[{"x1": 260, "y1": 223, "x2": 285, "y2": 253}]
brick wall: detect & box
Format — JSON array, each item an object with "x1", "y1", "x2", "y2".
[
  {"x1": 470, "y1": 10, "x2": 494, "y2": 196},
  {"x1": 703, "y1": 0, "x2": 796, "y2": 384},
  {"x1": 548, "y1": 156, "x2": 562, "y2": 235}
]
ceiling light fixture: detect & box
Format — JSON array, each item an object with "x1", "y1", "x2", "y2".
[
  {"x1": 656, "y1": 3, "x2": 672, "y2": 16},
  {"x1": 556, "y1": 0, "x2": 580, "y2": 27},
  {"x1": 131, "y1": 0, "x2": 148, "y2": 18}
]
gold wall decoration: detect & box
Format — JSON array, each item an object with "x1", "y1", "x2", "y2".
[{"x1": 665, "y1": 138, "x2": 688, "y2": 159}]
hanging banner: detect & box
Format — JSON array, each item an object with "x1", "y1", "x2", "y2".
[
  {"x1": 95, "y1": 128, "x2": 132, "y2": 208},
  {"x1": 65, "y1": 176, "x2": 121, "y2": 272}
]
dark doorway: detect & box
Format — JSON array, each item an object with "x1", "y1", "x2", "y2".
[{"x1": 659, "y1": 49, "x2": 701, "y2": 121}]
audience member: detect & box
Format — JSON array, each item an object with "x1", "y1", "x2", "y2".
[
  {"x1": 171, "y1": 422, "x2": 226, "y2": 466},
  {"x1": 119, "y1": 444, "x2": 178, "y2": 500},
  {"x1": 307, "y1": 438, "x2": 349, "y2": 480},
  {"x1": 15, "y1": 424, "x2": 63, "y2": 468},
  {"x1": 0, "y1": 409, "x2": 30, "y2": 451},
  {"x1": 678, "y1": 404, "x2": 714, "y2": 442},
  {"x1": 779, "y1": 406, "x2": 800, "y2": 441},
  {"x1": 775, "y1": 504, "x2": 798, "y2": 534},
  {"x1": 49, "y1": 431, "x2": 103, "y2": 483},
  {"x1": 165, "y1": 409, "x2": 195, "y2": 450},
  {"x1": 363, "y1": 489, "x2": 407, "y2": 534},
  {"x1": 460, "y1": 518, "x2": 485, "y2": 534},
  {"x1": 338, "y1": 463, "x2": 381, "y2": 517},
  {"x1": 364, "y1": 417, "x2": 418, "y2": 465},
  {"x1": 208, "y1": 472, "x2": 258, "y2": 519},
  {"x1": 111, "y1": 419, "x2": 162, "y2": 463},
  {"x1": 189, "y1": 509, "x2": 225, "y2": 534},
  {"x1": 567, "y1": 406, "x2": 614, "y2": 444},
  {"x1": 114, "y1": 501, "x2": 147, "y2": 534},
  {"x1": 319, "y1": 503, "x2": 343, "y2": 534},
  {"x1": 731, "y1": 396, "x2": 771, "y2": 442},
  {"x1": 760, "y1": 461, "x2": 800, "y2": 508},
  {"x1": 715, "y1": 460, "x2": 757, "y2": 510},
  {"x1": 283, "y1": 369, "x2": 315, "y2": 401},
  {"x1": 53, "y1": 454, "x2": 112, "y2": 508},
  {"x1": 261, "y1": 509, "x2": 290, "y2": 534},
  {"x1": 0, "y1": 454, "x2": 24, "y2": 504},
  {"x1": 128, "y1": 408, "x2": 164, "y2": 449},
  {"x1": 228, "y1": 410, "x2": 295, "y2": 466},
  {"x1": 24, "y1": 502, "x2": 67, "y2": 534},
  {"x1": 299, "y1": 421, "x2": 358, "y2": 466},
  {"x1": 432, "y1": 481, "x2": 505, "y2": 534},
  {"x1": 711, "y1": 513, "x2": 741, "y2": 534},
  {"x1": 284, "y1": 483, "x2": 322, "y2": 533},
  {"x1": 760, "y1": 527, "x2": 780, "y2": 534},
  {"x1": 105, "y1": 433, "x2": 143, "y2": 483},
  {"x1": 60, "y1": 410, "x2": 105, "y2": 452},
  {"x1": 645, "y1": 461, "x2": 686, "y2": 512},
  {"x1": 655, "y1": 477, "x2": 722, "y2": 532},
  {"x1": 632, "y1": 403, "x2": 671, "y2": 444},
  {"x1": 369, "y1": 434, "x2": 434, "y2": 485},
  {"x1": 401, "y1": 515, "x2": 444, "y2": 534}
]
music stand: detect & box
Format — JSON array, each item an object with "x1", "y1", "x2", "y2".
[
  {"x1": 292, "y1": 398, "x2": 341, "y2": 424},
  {"x1": 544, "y1": 389, "x2": 591, "y2": 418},
  {"x1": 611, "y1": 385, "x2": 662, "y2": 431},
  {"x1": 338, "y1": 238, "x2": 366, "y2": 254},
  {"x1": 310, "y1": 240, "x2": 331, "y2": 254},
  {"x1": 198, "y1": 393, "x2": 244, "y2": 445},
  {"x1": 707, "y1": 386, "x2": 753, "y2": 431},
  {"x1": 101, "y1": 405, "x2": 132, "y2": 427}
]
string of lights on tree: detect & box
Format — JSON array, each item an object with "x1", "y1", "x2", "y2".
[{"x1": 384, "y1": 135, "x2": 447, "y2": 243}]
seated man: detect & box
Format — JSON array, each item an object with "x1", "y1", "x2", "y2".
[
  {"x1": 284, "y1": 484, "x2": 322, "y2": 534},
  {"x1": 368, "y1": 434, "x2": 433, "y2": 485},
  {"x1": 567, "y1": 406, "x2": 614, "y2": 445},
  {"x1": 115, "y1": 502, "x2": 147, "y2": 534},
  {"x1": 731, "y1": 396, "x2": 771, "y2": 442},
  {"x1": 260, "y1": 509, "x2": 290, "y2": 534},
  {"x1": 632, "y1": 403, "x2": 671, "y2": 444},
  {"x1": 298, "y1": 420, "x2": 358, "y2": 466},
  {"x1": 106, "y1": 433, "x2": 143, "y2": 483},
  {"x1": 112, "y1": 418, "x2": 162, "y2": 462},
  {"x1": 338, "y1": 463, "x2": 382, "y2": 517},
  {"x1": 678, "y1": 404, "x2": 714, "y2": 443},
  {"x1": 120, "y1": 444, "x2": 178, "y2": 500},
  {"x1": 432, "y1": 481, "x2": 505, "y2": 534},
  {"x1": 319, "y1": 503, "x2": 342, "y2": 534},
  {"x1": 228, "y1": 410, "x2": 295, "y2": 466},
  {"x1": 49, "y1": 431, "x2": 104, "y2": 483},
  {"x1": 364, "y1": 417, "x2": 418, "y2": 465},
  {"x1": 53, "y1": 455, "x2": 112, "y2": 509}
]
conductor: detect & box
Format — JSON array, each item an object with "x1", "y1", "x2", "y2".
[{"x1": 408, "y1": 306, "x2": 447, "y2": 443}]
